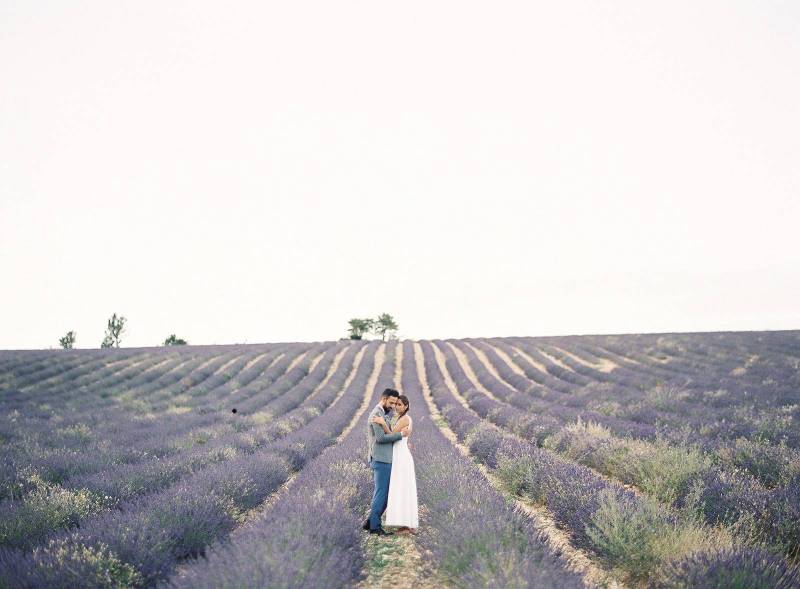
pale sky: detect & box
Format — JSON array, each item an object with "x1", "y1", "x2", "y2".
[{"x1": 1, "y1": 1, "x2": 799, "y2": 350}]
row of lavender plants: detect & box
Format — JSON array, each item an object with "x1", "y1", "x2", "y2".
[
  {"x1": 398, "y1": 341, "x2": 585, "y2": 588},
  {"x1": 460, "y1": 338, "x2": 800, "y2": 492},
  {"x1": 516, "y1": 339, "x2": 800, "y2": 488},
  {"x1": 518, "y1": 332, "x2": 795, "y2": 424},
  {"x1": 169, "y1": 339, "x2": 586, "y2": 588},
  {"x1": 0, "y1": 342, "x2": 359, "y2": 555},
  {"x1": 432, "y1": 339, "x2": 800, "y2": 559},
  {"x1": 0, "y1": 343, "x2": 311, "y2": 501},
  {"x1": 1, "y1": 341, "x2": 339, "y2": 486},
  {"x1": 563, "y1": 332, "x2": 800, "y2": 414},
  {"x1": 158, "y1": 340, "x2": 400, "y2": 588},
  {"x1": 418, "y1": 340, "x2": 800, "y2": 587},
  {"x1": 491, "y1": 337, "x2": 799, "y2": 450},
  {"x1": 0, "y1": 342, "x2": 378, "y2": 588}
]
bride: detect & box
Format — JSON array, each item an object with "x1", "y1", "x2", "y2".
[{"x1": 371, "y1": 394, "x2": 419, "y2": 532}]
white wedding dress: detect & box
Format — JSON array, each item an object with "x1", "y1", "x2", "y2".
[{"x1": 384, "y1": 416, "x2": 419, "y2": 529}]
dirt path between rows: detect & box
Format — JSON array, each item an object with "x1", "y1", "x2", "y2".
[
  {"x1": 539, "y1": 349, "x2": 575, "y2": 372},
  {"x1": 484, "y1": 342, "x2": 527, "y2": 376},
  {"x1": 338, "y1": 343, "x2": 382, "y2": 443},
  {"x1": 464, "y1": 340, "x2": 522, "y2": 392},
  {"x1": 305, "y1": 345, "x2": 350, "y2": 404},
  {"x1": 286, "y1": 350, "x2": 310, "y2": 372},
  {"x1": 441, "y1": 341, "x2": 503, "y2": 403},
  {"x1": 240, "y1": 350, "x2": 274, "y2": 373},
  {"x1": 549, "y1": 346, "x2": 617, "y2": 373},
  {"x1": 509, "y1": 344, "x2": 550, "y2": 374},
  {"x1": 358, "y1": 342, "x2": 435, "y2": 589}
]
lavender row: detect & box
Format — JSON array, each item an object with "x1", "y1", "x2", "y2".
[
  {"x1": 159, "y1": 341, "x2": 397, "y2": 589},
  {"x1": 0, "y1": 342, "x2": 377, "y2": 588},
  {"x1": 0, "y1": 342, "x2": 314, "y2": 484},
  {"x1": 542, "y1": 339, "x2": 800, "y2": 450},
  {"x1": 399, "y1": 342, "x2": 585, "y2": 588},
  {"x1": 418, "y1": 340, "x2": 800, "y2": 586},
  {"x1": 574, "y1": 333, "x2": 800, "y2": 407},
  {"x1": 439, "y1": 340, "x2": 658, "y2": 442},
  {"x1": 0, "y1": 343, "x2": 360, "y2": 552},
  {"x1": 0, "y1": 344, "x2": 312, "y2": 500},
  {"x1": 429, "y1": 340, "x2": 800, "y2": 558},
  {"x1": 474, "y1": 338, "x2": 800, "y2": 464}
]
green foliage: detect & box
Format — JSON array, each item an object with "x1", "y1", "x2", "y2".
[
  {"x1": 653, "y1": 547, "x2": 800, "y2": 589},
  {"x1": 58, "y1": 330, "x2": 76, "y2": 349},
  {"x1": 715, "y1": 437, "x2": 800, "y2": 488},
  {"x1": 620, "y1": 440, "x2": 711, "y2": 505},
  {"x1": 346, "y1": 313, "x2": 399, "y2": 340},
  {"x1": 56, "y1": 423, "x2": 92, "y2": 446},
  {"x1": 347, "y1": 318, "x2": 374, "y2": 340},
  {"x1": 545, "y1": 421, "x2": 712, "y2": 506},
  {"x1": 586, "y1": 489, "x2": 715, "y2": 583},
  {"x1": 0, "y1": 474, "x2": 109, "y2": 549},
  {"x1": 163, "y1": 334, "x2": 188, "y2": 346},
  {"x1": 373, "y1": 313, "x2": 398, "y2": 341},
  {"x1": 495, "y1": 454, "x2": 547, "y2": 503},
  {"x1": 101, "y1": 312, "x2": 126, "y2": 348},
  {"x1": 732, "y1": 404, "x2": 796, "y2": 445},
  {"x1": 32, "y1": 538, "x2": 142, "y2": 589}
]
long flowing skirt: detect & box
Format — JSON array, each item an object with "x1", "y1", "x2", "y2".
[{"x1": 384, "y1": 438, "x2": 419, "y2": 528}]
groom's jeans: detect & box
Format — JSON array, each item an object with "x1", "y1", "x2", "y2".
[{"x1": 369, "y1": 459, "x2": 392, "y2": 530}]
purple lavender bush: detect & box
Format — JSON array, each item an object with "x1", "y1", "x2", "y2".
[{"x1": 651, "y1": 547, "x2": 800, "y2": 589}]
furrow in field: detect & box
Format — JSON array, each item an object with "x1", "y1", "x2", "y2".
[
  {"x1": 501, "y1": 341, "x2": 581, "y2": 394},
  {"x1": 359, "y1": 341, "x2": 435, "y2": 589},
  {"x1": 549, "y1": 345, "x2": 617, "y2": 373},
  {"x1": 464, "y1": 340, "x2": 522, "y2": 392}
]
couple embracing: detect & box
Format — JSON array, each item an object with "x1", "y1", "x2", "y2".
[{"x1": 362, "y1": 388, "x2": 419, "y2": 535}]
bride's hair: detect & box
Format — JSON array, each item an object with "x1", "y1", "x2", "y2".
[{"x1": 396, "y1": 395, "x2": 410, "y2": 417}]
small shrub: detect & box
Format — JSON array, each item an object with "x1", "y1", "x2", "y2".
[
  {"x1": 0, "y1": 538, "x2": 141, "y2": 589},
  {"x1": 652, "y1": 547, "x2": 800, "y2": 589},
  {"x1": 495, "y1": 453, "x2": 548, "y2": 503},
  {"x1": 624, "y1": 439, "x2": 711, "y2": 505},
  {"x1": 586, "y1": 489, "x2": 718, "y2": 583},
  {"x1": 715, "y1": 438, "x2": 800, "y2": 488},
  {"x1": 0, "y1": 477, "x2": 108, "y2": 549}
]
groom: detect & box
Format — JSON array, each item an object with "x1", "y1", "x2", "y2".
[{"x1": 363, "y1": 387, "x2": 410, "y2": 535}]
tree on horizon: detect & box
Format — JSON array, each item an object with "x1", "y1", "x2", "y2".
[
  {"x1": 59, "y1": 331, "x2": 76, "y2": 349},
  {"x1": 347, "y1": 318, "x2": 374, "y2": 340},
  {"x1": 374, "y1": 313, "x2": 399, "y2": 341},
  {"x1": 346, "y1": 313, "x2": 399, "y2": 340},
  {"x1": 163, "y1": 334, "x2": 188, "y2": 346},
  {"x1": 101, "y1": 313, "x2": 126, "y2": 348}
]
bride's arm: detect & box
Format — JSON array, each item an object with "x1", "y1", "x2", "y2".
[{"x1": 392, "y1": 416, "x2": 410, "y2": 434}]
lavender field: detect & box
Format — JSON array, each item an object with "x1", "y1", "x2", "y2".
[{"x1": 1, "y1": 332, "x2": 799, "y2": 588}]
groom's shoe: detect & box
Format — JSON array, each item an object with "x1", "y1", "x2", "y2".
[
  {"x1": 368, "y1": 527, "x2": 393, "y2": 536},
  {"x1": 362, "y1": 518, "x2": 370, "y2": 531}
]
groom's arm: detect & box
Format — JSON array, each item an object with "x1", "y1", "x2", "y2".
[{"x1": 372, "y1": 422, "x2": 402, "y2": 443}]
